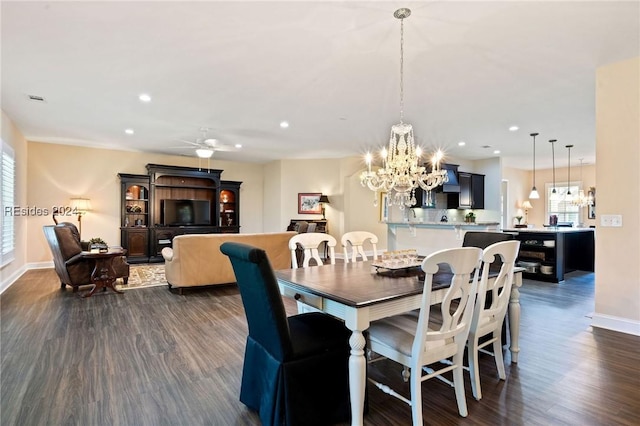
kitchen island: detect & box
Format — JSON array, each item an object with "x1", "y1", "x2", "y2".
[
  {"x1": 386, "y1": 221, "x2": 500, "y2": 255},
  {"x1": 503, "y1": 227, "x2": 595, "y2": 282}
]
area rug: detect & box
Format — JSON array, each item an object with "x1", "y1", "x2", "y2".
[{"x1": 116, "y1": 263, "x2": 167, "y2": 290}]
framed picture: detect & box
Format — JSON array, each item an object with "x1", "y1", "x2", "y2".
[
  {"x1": 379, "y1": 192, "x2": 389, "y2": 222},
  {"x1": 298, "y1": 193, "x2": 322, "y2": 214}
]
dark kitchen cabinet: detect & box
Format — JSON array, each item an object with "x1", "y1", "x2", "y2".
[{"x1": 448, "y1": 172, "x2": 484, "y2": 209}]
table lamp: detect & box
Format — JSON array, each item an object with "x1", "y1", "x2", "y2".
[
  {"x1": 69, "y1": 197, "x2": 91, "y2": 238},
  {"x1": 319, "y1": 194, "x2": 330, "y2": 219},
  {"x1": 522, "y1": 200, "x2": 533, "y2": 225}
]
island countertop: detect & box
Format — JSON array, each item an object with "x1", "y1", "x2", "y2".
[
  {"x1": 503, "y1": 227, "x2": 595, "y2": 233},
  {"x1": 386, "y1": 221, "x2": 500, "y2": 227}
]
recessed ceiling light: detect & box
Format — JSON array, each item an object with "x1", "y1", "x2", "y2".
[
  {"x1": 458, "y1": 141, "x2": 466, "y2": 146},
  {"x1": 125, "y1": 129, "x2": 134, "y2": 135},
  {"x1": 280, "y1": 121, "x2": 289, "y2": 128},
  {"x1": 509, "y1": 125, "x2": 519, "y2": 132},
  {"x1": 138, "y1": 93, "x2": 152, "y2": 102},
  {"x1": 235, "y1": 144, "x2": 242, "y2": 149},
  {"x1": 494, "y1": 150, "x2": 501, "y2": 154}
]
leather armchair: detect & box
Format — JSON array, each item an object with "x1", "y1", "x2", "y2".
[{"x1": 43, "y1": 223, "x2": 130, "y2": 292}]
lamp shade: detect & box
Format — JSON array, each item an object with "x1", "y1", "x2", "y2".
[
  {"x1": 319, "y1": 195, "x2": 330, "y2": 204},
  {"x1": 69, "y1": 197, "x2": 91, "y2": 213},
  {"x1": 522, "y1": 200, "x2": 533, "y2": 210}
]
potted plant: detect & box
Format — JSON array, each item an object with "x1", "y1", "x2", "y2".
[
  {"x1": 89, "y1": 237, "x2": 108, "y2": 253},
  {"x1": 515, "y1": 215, "x2": 523, "y2": 225},
  {"x1": 465, "y1": 212, "x2": 476, "y2": 223}
]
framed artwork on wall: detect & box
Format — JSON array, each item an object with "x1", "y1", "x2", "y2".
[
  {"x1": 379, "y1": 192, "x2": 389, "y2": 222},
  {"x1": 298, "y1": 193, "x2": 322, "y2": 214}
]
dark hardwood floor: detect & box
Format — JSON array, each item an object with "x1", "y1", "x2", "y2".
[{"x1": 2, "y1": 269, "x2": 639, "y2": 425}]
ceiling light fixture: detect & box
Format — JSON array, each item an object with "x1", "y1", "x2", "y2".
[
  {"x1": 125, "y1": 129, "x2": 134, "y2": 135},
  {"x1": 509, "y1": 125, "x2": 519, "y2": 132},
  {"x1": 572, "y1": 158, "x2": 593, "y2": 211},
  {"x1": 458, "y1": 141, "x2": 466, "y2": 146},
  {"x1": 280, "y1": 121, "x2": 289, "y2": 128},
  {"x1": 195, "y1": 148, "x2": 214, "y2": 159},
  {"x1": 360, "y1": 8, "x2": 447, "y2": 208},
  {"x1": 565, "y1": 144, "x2": 574, "y2": 201},
  {"x1": 549, "y1": 139, "x2": 558, "y2": 200},
  {"x1": 493, "y1": 150, "x2": 501, "y2": 154},
  {"x1": 235, "y1": 144, "x2": 242, "y2": 149},
  {"x1": 138, "y1": 94, "x2": 151, "y2": 102},
  {"x1": 529, "y1": 132, "x2": 540, "y2": 199}
]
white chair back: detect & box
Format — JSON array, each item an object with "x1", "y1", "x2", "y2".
[
  {"x1": 367, "y1": 246, "x2": 482, "y2": 425},
  {"x1": 288, "y1": 233, "x2": 336, "y2": 268},
  {"x1": 467, "y1": 240, "x2": 520, "y2": 400},
  {"x1": 341, "y1": 231, "x2": 378, "y2": 263}
]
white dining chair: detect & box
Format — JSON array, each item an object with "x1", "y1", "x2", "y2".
[
  {"x1": 288, "y1": 232, "x2": 336, "y2": 268},
  {"x1": 341, "y1": 231, "x2": 378, "y2": 263},
  {"x1": 467, "y1": 240, "x2": 520, "y2": 400},
  {"x1": 367, "y1": 246, "x2": 482, "y2": 425}
]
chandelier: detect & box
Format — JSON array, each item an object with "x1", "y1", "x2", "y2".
[
  {"x1": 360, "y1": 8, "x2": 447, "y2": 208},
  {"x1": 572, "y1": 159, "x2": 594, "y2": 208}
]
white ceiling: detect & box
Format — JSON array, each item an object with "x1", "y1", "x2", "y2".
[{"x1": 2, "y1": 1, "x2": 639, "y2": 169}]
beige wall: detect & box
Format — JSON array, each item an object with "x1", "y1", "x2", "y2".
[
  {"x1": 26, "y1": 142, "x2": 264, "y2": 264},
  {"x1": 514, "y1": 164, "x2": 597, "y2": 228},
  {"x1": 503, "y1": 166, "x2": 531, "y2": 226},
  {"x1": 0, "y1": 112, "x2": 28, "y2": 290},
  {"x1": 593, "y1": 56, "x2": 640, "y2": 334}
]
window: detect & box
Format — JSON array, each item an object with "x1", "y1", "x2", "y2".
[
  {"x1": 1, "y1": 139, "x2": 15, "y2": 266},
  {"x1": 546, "y1": 182, "x2": 580, "y2": 225}
]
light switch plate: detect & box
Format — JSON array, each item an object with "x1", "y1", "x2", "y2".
[{"x1": 601, "y1": 214, "x2": 623, "y2": 227}]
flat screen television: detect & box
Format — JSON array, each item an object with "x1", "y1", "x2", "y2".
[{"x1": 161, "y1": 199, "x2": 211, "y2": 226}]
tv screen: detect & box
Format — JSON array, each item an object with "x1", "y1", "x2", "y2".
[{"x1": 161, "y1": 199, "x2": 211, "y2": 226}]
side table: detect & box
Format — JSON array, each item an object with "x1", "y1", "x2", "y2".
[{"x1": 80, "y1": 248, "x2": 127, "y2": 298}]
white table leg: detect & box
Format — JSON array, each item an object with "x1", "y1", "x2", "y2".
[
  {"x1": 508, "y1": 272, "x2": 523, "y2": 363},
  {"x1": 348, "y1": 329, "x2": 367, "y2": 426}
]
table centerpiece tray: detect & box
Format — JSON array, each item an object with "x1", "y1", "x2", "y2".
[{"x1": 371, "y1": 255, "x2": 425, "y2": 277}]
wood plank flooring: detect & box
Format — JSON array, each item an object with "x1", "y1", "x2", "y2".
[{"x1": 2, "y1": 269, "x2": 639, "y2": 425}]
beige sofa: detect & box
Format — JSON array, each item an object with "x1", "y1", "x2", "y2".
[{"x1": 161, "y1": 232, "x2": 296, "y2": 291}]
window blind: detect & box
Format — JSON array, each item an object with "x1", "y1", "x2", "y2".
[{"x1": 1, "y1": 140, "x2": 15, "y2": 266}]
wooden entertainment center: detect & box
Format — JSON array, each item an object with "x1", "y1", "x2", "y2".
[{"x1": 119, "y1": 164, "x2": 241, "y2": 263}]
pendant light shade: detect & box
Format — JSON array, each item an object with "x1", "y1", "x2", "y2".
[
  {"x1": 529, "y1": 133, "x2": 540, "y2": 199},
  {"x1": 565, "y1": 144, "x2": 574, "y2": 201},
  {"x1": 549, "y1": 139, "x2": 558, "y2": 201}
]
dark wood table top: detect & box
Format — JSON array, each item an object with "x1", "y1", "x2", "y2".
[
  {"x1": 276, "y1": 261, "x2": 440, "y2": 309},
  {"x1": 275, "y1": 261, "x2": 517, "y2": 309}
]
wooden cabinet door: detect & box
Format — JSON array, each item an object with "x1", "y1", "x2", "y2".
[
  {"x1": 126, "y1": 230, "x2": 148, "y2": 257},
  {"x1": 458, "y1": 172, "x2": 472, "y2": 208}
]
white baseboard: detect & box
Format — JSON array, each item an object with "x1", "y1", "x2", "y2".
[
  {"x1": 0, "y1": 264, "x2": 28, "y2": 294},
  {"x1": 0, "y1": 262, "x2": 54, "y2": 295},
  {"x1": 591, "y1": 313, "x2": 640, "y2": 336}
]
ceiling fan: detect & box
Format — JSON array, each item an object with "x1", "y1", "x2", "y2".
[{"x1": 174, "y1": 127, "x2": 239, "y2": 158}]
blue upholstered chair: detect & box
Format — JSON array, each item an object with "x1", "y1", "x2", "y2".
[{"x1": 220, "y1": 242, "x2": 352, "y2": 426}]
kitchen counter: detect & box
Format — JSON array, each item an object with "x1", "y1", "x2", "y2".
[
  {"x1": 386, "y1": 221, "x2": 500, "y2": 255},
  {"x1": 387, "y1": 221, "x2": 500, "y2": 228},
  {"x1": 507, "y1": 227, "x2": 595, "y2": 282},
  {"x1": 503, "y1": 227, "x2": 594, "y2": 233}
]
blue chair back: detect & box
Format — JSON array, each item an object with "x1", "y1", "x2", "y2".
[{"x1": 220, "y1": 242, "x2": 293, "y2": 361}]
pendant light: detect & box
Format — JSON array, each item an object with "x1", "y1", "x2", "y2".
[
  {"x1": 549, "y1": 139, "x2": 558, "y2": 200},
  {"x1": 529, "y1": 133, "x2": 540, "y2": 199},
  {"x1": 565, "y1": 144, "x2": 574, "y2": 201}
]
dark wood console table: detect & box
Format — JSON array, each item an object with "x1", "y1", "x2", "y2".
[{"x1": 80, "y1": 249, "x2": 127, "y2": 298}]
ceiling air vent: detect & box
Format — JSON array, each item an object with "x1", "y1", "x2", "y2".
[{"x1": 27, "y1": 94, "x2": 46, "y2": 102}]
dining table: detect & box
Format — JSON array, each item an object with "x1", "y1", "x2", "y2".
[{"x1": 275, "y1": 260, "x2": 524, "y2": 426}]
